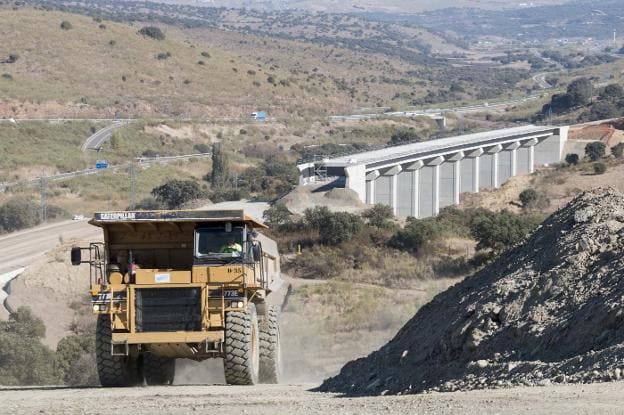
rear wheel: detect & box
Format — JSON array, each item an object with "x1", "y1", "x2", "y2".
[
  {"x1": 95, "y1": 314, "x2": 140, "y2": 387},
  {"x1": 223, "y1": 304, "x2": 260, "y2": 385},
  {"x1": 259, "y1": 305, "x2": 281, "y2": 384},
  {"x1": 143, "y1": 354, "x2": 176, "y2": 385}
]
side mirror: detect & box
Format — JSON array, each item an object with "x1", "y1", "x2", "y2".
[
  {"x1": 252, "y1": 244, "x2": 262, "y2": 262},
  {"x1": 70, "y1": 247, "x2": 82, "y2": 266}
]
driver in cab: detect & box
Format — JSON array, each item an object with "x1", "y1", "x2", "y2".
[{"x1": 220, "y1": 237, "x2": 242, "y2": 254}]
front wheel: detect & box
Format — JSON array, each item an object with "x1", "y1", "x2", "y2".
[
  {"x1": 95, "y1": 314, "x2": 141, "y2": 387},
  {"x1": 223, "y1": 304, "x2": 260, "y2": 385},
  {"x1": 259, "y1": 305, "x2": 281, "y2": 384}
]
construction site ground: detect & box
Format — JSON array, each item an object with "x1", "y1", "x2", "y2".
[{"x1": 3, "y1": 382, "x2": 624, "y2": 415}]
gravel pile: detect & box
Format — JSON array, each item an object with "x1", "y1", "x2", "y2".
[{"x1": 320, "y1": 188, "x2": 624, "y2": 395}]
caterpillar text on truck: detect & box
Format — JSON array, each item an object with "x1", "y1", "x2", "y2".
[{"x1": 71, "y1": 209, "x2": 282, "y2": 386}]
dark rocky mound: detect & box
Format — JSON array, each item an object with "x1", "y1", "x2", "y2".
[{"x1": 319, "y1": 188, "x2": 624, "y2": 395}]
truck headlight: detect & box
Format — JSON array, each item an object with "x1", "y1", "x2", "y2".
[{"x1": 93, "y1": 304, "x2": 99, "y2": 312}]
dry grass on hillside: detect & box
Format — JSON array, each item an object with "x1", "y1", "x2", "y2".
[{"x1": 0, "y1": 10, "x2": 348, "y2": 117}]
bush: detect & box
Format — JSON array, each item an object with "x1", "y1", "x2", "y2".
[
  {"x1": 611, "y1": 143, "x2": 624, "y2": 159},
  {"x1": 304, "y1": 207, "x2": 363, "y2": 245},
  {"x1": 565, "y1": 153, "x2": 580, "y2": 165},
  {"x1": 138, "y1": 26, "x2": 165, "y2": 40},
  {"x1": 585, "y1": 141, "x2": 606, "y2": 161},
  {"x1": 470, "y1": 210, "x2": 541, "y2": 252},
  {"x1": 55, "y1": 334, "x2": 95, "y2": 385},
  {"x1": 593, "y1": 162, "x2": 607, "y2": 175},
  {"x1": 193, "y1": 143, "x2": 210, "y2": 153},
  {"x1": 0, "y1": 197, "x2": 41, "y2": 232},
  {"x1": 519, "y1": 188, "x2": 550, "y2": 210},
  {"x1": 263, "y1": 203, "x2": 292, "y2": 229},
  {"x1": 5, "y1": 54, "x2": 18, "y2": 63},
  {"x1": 389, "y1": 128, "x2": 420, "y2": 146},
  {"x1": 362, "y1": 204, "x2": 395, "y2": 229},
  {"x1": 201, "y1": 51, "x2": 211, "y2": 58},
  {"x1": 0, "y1": 307, "x2": 60, "y2": 385},
  {"x1": 60, "y1": 21, "x2": 72, "y2": 30},
  {"x1": 389, "y1": 217, "x2": 441, "y2": 252},
  {"x1": 519, "y1": 189, "x2": 538, "y2": 207},
  {"x1": 2, "y1": 73, "x2": 13, "y2": 80},
  {"x1": 155, "y1": 52, "x2": 171, "y2": 60},
  {"x1": 151, "y1": 179, "x2": 204, "y2": 209},
  {"x1": 132, "y1": 196, "x2": 162, "y2": 210}
]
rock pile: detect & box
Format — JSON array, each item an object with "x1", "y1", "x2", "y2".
[{"x1": 320, "y1": 188, "x2": 624, "y2": 395}]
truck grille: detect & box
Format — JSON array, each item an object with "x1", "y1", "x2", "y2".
[{"x1": 135, "y1": 288, "x2": 202, "y2": 332}]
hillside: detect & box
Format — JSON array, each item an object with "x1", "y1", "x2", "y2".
[{"x1": 0, "y1": 10, "x2": 350, "y2": 118}]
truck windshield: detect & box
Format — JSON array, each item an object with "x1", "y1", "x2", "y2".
[{"x1": 195, "y1": 227, "x2": 244, "y2": 260}]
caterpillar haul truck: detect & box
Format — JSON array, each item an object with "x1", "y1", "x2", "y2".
[{"x1": 70, "y1": 209, "x2": 282, "y2": 387}]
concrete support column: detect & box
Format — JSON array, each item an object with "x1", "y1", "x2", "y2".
[
  {"x1": 485, "y1": 144, "x2": 502, "y2": 189},
  {"x1": 445, "y1": 151, "x2": 464, "y2": 206},
  {"x1": 529, "y1": 145, "x2": 535, "y2": 173},
  {"x1": 465, "y1": 148, "x2": 483, "y2": 193},
  {"x1": 404, "y1": 160, "x2": 423, "y2": 218},
  {"x1": 365, "y1": 170, "x2": 380, "y2": 205},
  {"x1": 433, "y1": 164, "x2": 440, "y2": 215},
  {"x1": 383, "y1": 165, "x2": 402, "y2": 215}
]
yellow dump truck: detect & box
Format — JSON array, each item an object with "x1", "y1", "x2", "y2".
[{"x1": 71, "y1": 209, "x2": 282, "y2": 386}]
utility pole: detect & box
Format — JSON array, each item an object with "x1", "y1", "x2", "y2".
[
  {"x1": 39, "y1": 176, "x2": 47, "y2": 223},
  {"x1": 129, "y1": 161, "x2": 136, "y2": 210}
]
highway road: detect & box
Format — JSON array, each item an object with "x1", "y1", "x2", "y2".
[
  {"x1": 0, "y1": 219, "x2": 100, "y2": 275},
  {"x1": 82, "y1": 121, "x2": 129, "y2": 151}
]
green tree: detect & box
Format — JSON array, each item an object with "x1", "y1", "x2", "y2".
[
  {"x1": 362, "y1": 204, "x2": 395, "y2": 229},
  {"x1": 389, "y1": 128, "x2": 420, "y2": 146},
  {"x1": 151, "y1": 179, "x2": 203, "y2": 209},
  {"x1": 0, "y1": 307, "x2": 60, "y2": 385},
  {"x1": 588, "y1": 100, "x2": 619, "y2": 121},
  {"x1": 599, "y1": 84, "x2": 624, "y2": 100},
  {"x1": 263, "y1": 203, "x2": 292, "y2": 229},
  {"x1": 519, "y1": 189, "x2": 538, "y2": 208},
  {"x1": 138, "y1": 26, "x2": 165, "y2": 40},
  {"x1": 612, "y1": 143, "x2": 624, "y2": 159},
  {"x1": 210, "y1": 142, "x2": 229, "y2": 189},
  {"x1": 304, "y1": 207, "x2": 363, "y2": 245},
  {"x1": 0, "y1": 197, "x2": 41, "y2": 232},
  {"x1": 565, "y1": 153, "x2": 580, "y2": 165},
  {"x1": 593, "y1": 162, "x2": 607, "y2": 175},
  {"x1": 567, "y1": 77, "x2": 593, "y2": 106},
  {"x1": 55, "y1": 334, "x2": 96, "y2": 385},
  {"x1": 585, "y1": 141, "x2": 606, "y2": 161},
  {"x1": 470, "y1": 210, "x2": 540, "y2": 252},
  {"x1": 388, "y1": 217, "x2": 439, "y2": 252}
]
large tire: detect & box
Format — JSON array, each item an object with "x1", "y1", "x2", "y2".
[
  {"x1": 223, "y1": 304, "x2": 260, "y2": 385},
  {"x1": 259, "y1": 305, "x2": 281, "y2": 384},
  {"x1": 143, "y1": 354, "x2": 176, "y2": 385},
  {"x1": 96, "y1": 314, "x2": 140, "y2": 387}
]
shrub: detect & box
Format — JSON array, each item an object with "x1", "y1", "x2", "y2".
[
  {"x1": 60, "y1": 21, "x2": 72, "y2": 30},
  {"x1": 201, "y1": 51, "x2": 211, "y2": 58},
  {"x1": 362, "y1": 204, "x2": 395, "y2": 229},
  {"x1": 138, "y1": 26, "x2": 165, "y2": 40},
  {"x1": 55, "y1": 334, "x2": 95, "y2": 385},
  {"x1": 304, "y1": 207, "x2": 363, "y2": 245},
  {"x1": 470, "y1": 210, "x2": 541, "y2": 252},
  {"x1": 612, "y1": 143, "x2": 624, "y2": 159},
  {"x1": 519, "y1": 188, "x2": 550, "y2": 210},
  {"x1": 151, "y1": 179, "x2": 203, "y2": 209},
  {"x1": 519, "y1": 189, "x2": 538, "y2": 208},
  {"x1": 263, "y1": 203, "x2": 292, "y2": 229},
  {"x1": 197, "y1": 60, "x2": 205, "y2": 65},
  {"x1": 0, "y1": 307, "x2": 60, "y2": 385},
  {"x1": 1, "y1": 73, "x2": 13, "y2": 80},
  {"x1": 565, "y1": 153, "x2": 579, "y2": 165},
  {"x1": 267, "y1": 75, "x2": 276, "y2": 84},
  {"x1": 5, "y1": 54, "x2": 18, "y2": 63},
  {"x1": 132, "y1": 197, "x2": 162, "y2": 210},
  {"x1": 0, "y1": 197, "x2": 41, "y2": 232},
  {"x1": 593, "y1": 162, "x2": 607, "y2": 175},
  {"x1": 155, "y1": 52, "x2": 171, "y2": 60},
  {"x1": 193, "y1": 143, "x2": 210, "y2": 153},
  {"x1": 585, "y1": 141, "x2": 606, "y2": 161},
  {"x1": 389, "y1": 128, "x2": 420, "y2": 146}
]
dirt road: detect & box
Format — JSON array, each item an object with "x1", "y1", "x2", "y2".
[{"x1": 2, "y1": 382, "x2": 624, "y2": 414}]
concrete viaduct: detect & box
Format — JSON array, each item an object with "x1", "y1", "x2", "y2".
[{"x1": 297, "y1": 125, "x2": 568, "y2": 218}]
